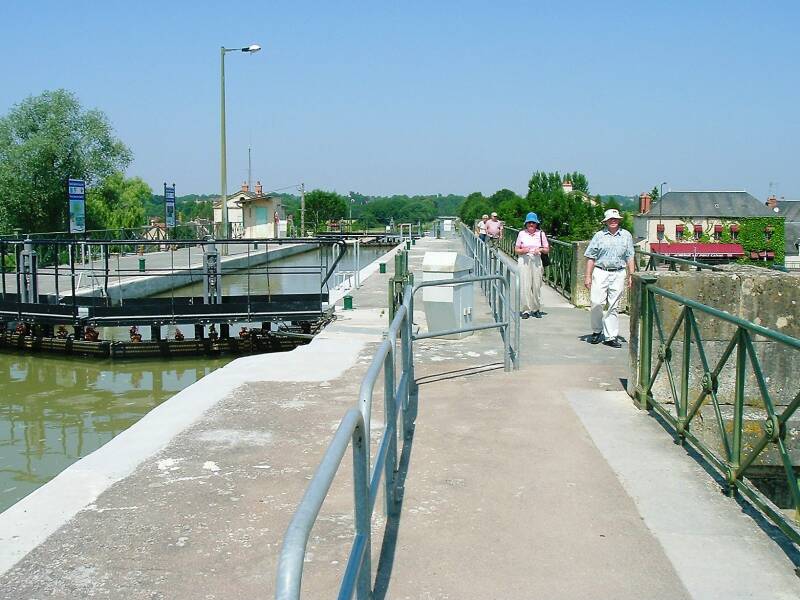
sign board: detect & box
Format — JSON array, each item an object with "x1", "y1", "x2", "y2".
[
  {"x1": 164, "y1": 183, "x2": 176, "y2": 227},
  {"x1": 68, "y1": 178, "x2": 86, "y2": 233}
]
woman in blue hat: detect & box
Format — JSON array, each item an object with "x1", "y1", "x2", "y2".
[{"x1": 514, "y1": 212, "x2": 549, "y2": 318}]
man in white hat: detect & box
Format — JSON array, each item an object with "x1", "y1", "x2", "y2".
[
  {"x1": 485, "y1": 212, "x2": 503, "y2": 247},
  {"x1": 583, "y1": 208, "x2": 634, "y2": 348}
]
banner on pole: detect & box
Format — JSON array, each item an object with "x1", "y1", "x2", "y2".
[
  {"x1": 164, "y1": 183, "x2": 176, "y2": 227},
  {"x1": 68, "y1": 178, "x2": 86, "y2": 234}
]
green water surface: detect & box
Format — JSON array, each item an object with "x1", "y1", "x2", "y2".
[{"x1": 0, "y1": 354, "x2": 230, "y2": 513}]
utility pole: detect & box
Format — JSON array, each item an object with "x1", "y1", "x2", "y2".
[
  {"x1": 248, "y1": 145, "x2": 252, "y2": 192},
  {"x1": 300, "y1": 182, "x2": 306, "y2": 237},
  {"x1": 220, "y1": 46, "x2": 228, "y2": 250}
]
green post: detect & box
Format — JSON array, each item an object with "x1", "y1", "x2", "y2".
[
  {"x1": 729, "y1": 328, "x2": 746, "y2": 496},
  {"x1": 637, "y1": 274, "x2": 657, "y2": 410},
  {"x1": 379, "y1": 262, "x2": 386, "y2": 274},
  {"x1": 343, "y1": 295, "x2": 353, "y2": 310},
  {"x1": 678, "y1": 307, "x2": 691, "y2": 442},
  {"x1": 138, "y1": 257, "x2": 146, "y2": 272}
]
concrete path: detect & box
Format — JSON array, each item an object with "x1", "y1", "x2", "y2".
[{"x1": 0, "y1": 235, "x2": 799, "y2": 599}]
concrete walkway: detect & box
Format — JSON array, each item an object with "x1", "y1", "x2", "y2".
[{"x1": 0, "y1": 236, "x2": 799, "y2": 599}]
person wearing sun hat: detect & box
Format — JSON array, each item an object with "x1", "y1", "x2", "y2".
[
  {"x1": 583, "y1": 208, "x2": 635, "y2": 347},
  {"x1": 514, "y1": 211, "x2": 549, "y2": 319},
  {"x1": 485, "y1": 212, "x2": 503, "y2": 247}
]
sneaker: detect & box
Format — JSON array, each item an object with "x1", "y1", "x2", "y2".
[
  {"x1": 533, "y1": 311, "x2": 543, "y2": 318},
  {"x1": 589, "y1": 332, "x2": 602, "y2": 344},
  {"x1": 603, "y1": 337, "x2": 622, "y2": 348},
  {"x1": 521, "y1": 311, "x2": 530, "y2": 319}
]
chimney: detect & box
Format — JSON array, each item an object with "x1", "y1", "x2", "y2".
[
  {"x1": 639, "y1": 192, "x2": 652, "y2": 214},
  {"x1": 766, "y1": 194, "x2": 777, "y2": 209},
  {"x1": 562, "y1": 179, "x2": 573, "y2": 193},
  {"x1": 241, "y1": 181, "x2": 249, "y2": 193},
  {"x1": 255, "y1": 181, "x2": 263, "y2": 195}
]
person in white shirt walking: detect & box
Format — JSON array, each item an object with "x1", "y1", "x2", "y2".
[
  {"x1": 478, "y1": 214, "x2": 489, "y2": 242},
  {"x1": 584, "y1": 209, "x2": 635, "y2": 348},
  {"x1": 514, "y1": 212, "x2": 549, "y2": 319}
]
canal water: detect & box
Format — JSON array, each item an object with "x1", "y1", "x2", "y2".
[{"x1": 0, "y1": 244, "x2": 392, "y2": 513}]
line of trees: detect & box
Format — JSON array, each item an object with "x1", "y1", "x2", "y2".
[
  {"x1": 459, "y1": 171, "x2": 633, "y2": 240},
  {"x1": 278, "y1": 192, "x2": 464, "y2": 231}
]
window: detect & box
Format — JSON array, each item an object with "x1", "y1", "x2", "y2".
[
  {"x1": 730, "y1": 224, "x2": 739, "y2": 240},
  {"x1": 676, "y1": 224, "x2": 685, "y2": 239},
  {"x1": 713, "y1": 224, "x2": 722, "y2": 241},
  {"x1": 764, "y1": 226, "x2": 774, "y2": 241},
  {"x1": 656, "y1": 223, "x2": 665, "y2": 241},
  {"x1": 693, "y1": 224, "x2": 703, "y2": 240}
]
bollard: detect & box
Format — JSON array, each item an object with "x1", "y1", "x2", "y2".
[
  {"x1": 379, "y1": 262, "x2": 386, "y2": 274},
  {"x1": 138, "y1": 257, "x2": 146, "y2": 272},
  {"x1": 343, "y1": 295, "x2": 353, "y2": 310},
  {"x1": 406, "y1": 240, "x2": 411, "y2": 250}
]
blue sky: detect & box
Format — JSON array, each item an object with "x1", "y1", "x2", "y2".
[{"x1": 2, "y1": 1, "x2": 798, "y2": 199}]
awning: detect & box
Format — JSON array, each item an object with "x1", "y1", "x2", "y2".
[{"x1": 651, "y1": 242, "x2": 745, "y2": 258}]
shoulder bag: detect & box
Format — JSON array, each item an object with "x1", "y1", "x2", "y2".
[{"x1": 539, "y1": 231, "x2": 551, "y2": 267}]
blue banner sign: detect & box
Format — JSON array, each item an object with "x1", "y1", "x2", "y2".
[
  {"x1": 68, "y1": 178, "x2": 86, "y2": 233},
  {"x1": 164, "y1": 183, "x2": 176, "y2": 227}
]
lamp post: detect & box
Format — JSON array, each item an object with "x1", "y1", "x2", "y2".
[
  {"x1": 658, "y1": 181, "x2": 667, "y2": 235},
  {"x1": 220, "y1": 43, "x2": 261, "y2": 253}
]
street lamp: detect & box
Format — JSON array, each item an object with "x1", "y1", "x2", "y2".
[
  {"x1": 659, "y1": 181, "x2": 667, "y2": 224},
  {"x1": 220, "y1": 43, "x2": 261, "y2": 252}
]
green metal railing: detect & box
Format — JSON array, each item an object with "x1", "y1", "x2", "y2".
[
  {"x1": 635, "y1": 273, "x2": 800, "y2": 543},
  {"x1": 635, "y1": 249, "x2": 724, "y2": 273},
  {"x1": 498, "y1": 226, "x2": 572, "y2": 299}
]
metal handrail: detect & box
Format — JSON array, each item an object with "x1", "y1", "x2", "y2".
[
  {"x1": 635, "y1": 248, "x2": 725, "y2": 272},
  {"x1": 0, "y1": 237, "x2": 353, "y2": 327},
  {"x1": 458, "y1": 222, "x2": 520, "y2": 369},
  {"x1": 276, "y1": 273, "x2": 514, "y2": 599},
  {"x1": 635, "y1": 273, "x2": 800, "y2": 544}
]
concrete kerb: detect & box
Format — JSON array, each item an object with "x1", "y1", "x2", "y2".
[{"x1": 0, "y1": 243, "x2": 399, "y2": 578}]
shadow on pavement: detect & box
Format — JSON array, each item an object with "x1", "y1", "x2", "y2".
[
  {"x1": 372, "y1": 418, "x2": 416, "y2": 599},
  {"x1": 415, "y1": 363, "x2": 504, "y2": 386},
  {"x1": 647, "y1": 405, "x2": 800, "y2": 572}
]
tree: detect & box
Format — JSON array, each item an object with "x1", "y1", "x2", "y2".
[
  {"x1": 489, "y1": 188, "x2": 526, "y2": 227},
  {"x1": 304, "y1": 189, "x2": 347, "y2": 230},
  {"x1": 86, "y1": 172, "x2": 151, "y2": 231},
  {"x1": 525, "y1": 170, "x2": 604, "y2": 240},
  {"x1": 650, "y1": 186, "x2": 660, "y2": 202},
  {"x1": 0, "y1": 89, "x2": 131, "y2": 233},
  {"x1": 458, "y1": 192, "x2": 491, "y2": 225}
]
